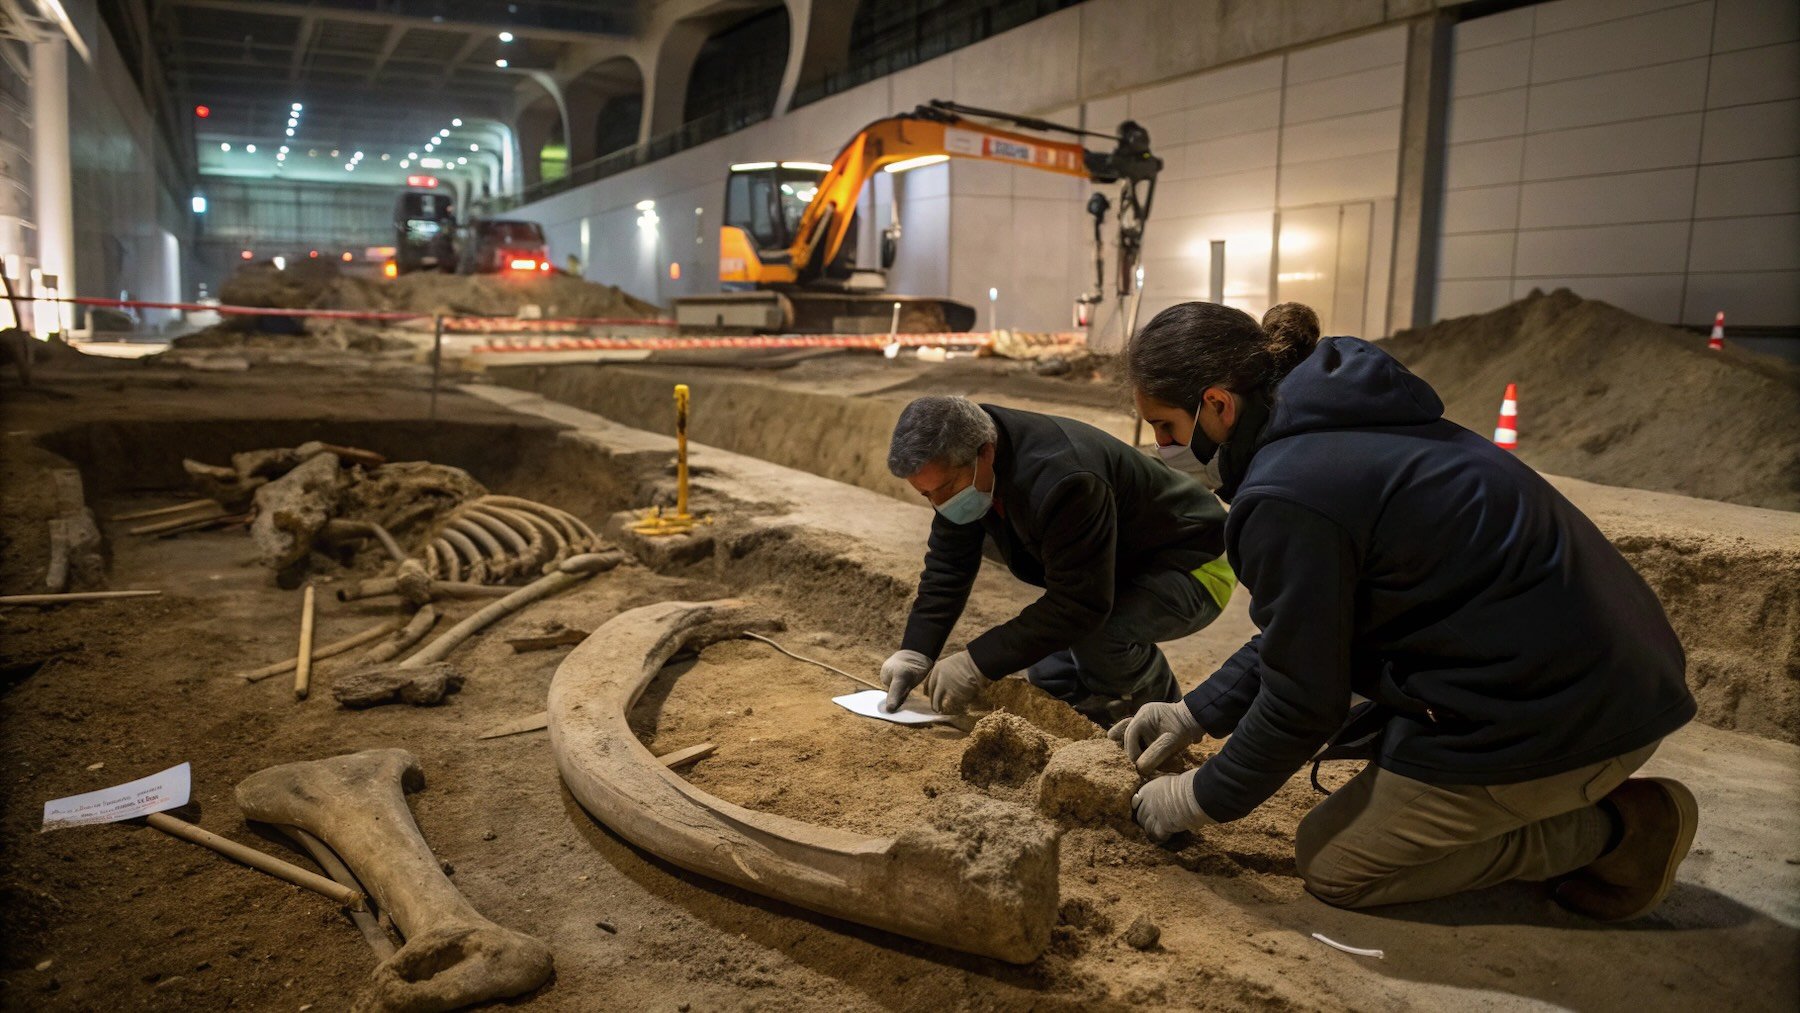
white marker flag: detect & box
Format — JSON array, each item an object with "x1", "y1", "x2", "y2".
[{"x1": 42, "y1": 762, "x2": 191, "y2": 832}]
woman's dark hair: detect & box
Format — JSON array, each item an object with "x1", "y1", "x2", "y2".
[{"x1": 1127, "y1": 301, "x2": 1321, "y2": 412}]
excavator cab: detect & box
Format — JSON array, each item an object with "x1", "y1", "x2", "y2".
[{"x1": 720, "y1": 161, "x2": 862, "y2": 288}]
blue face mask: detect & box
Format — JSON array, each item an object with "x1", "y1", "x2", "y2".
[{"x1": 934, "y1": 458, "x2": 993, "y2": 524}]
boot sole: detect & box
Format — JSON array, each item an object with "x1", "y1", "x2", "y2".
[{"x1": 1618, "y1": 776, "x2": 1700, "y2": 920}]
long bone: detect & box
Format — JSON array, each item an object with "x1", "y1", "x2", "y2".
[
  {"x1": 550, "y1": 600, "x2": 1059, "y2": 964},
  {"x1": 236, "y1": 749, "x2": 553, "y2": 1012}
]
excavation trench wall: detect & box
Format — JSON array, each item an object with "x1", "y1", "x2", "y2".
[{"x1": 486, "y1": 368, "x2": 1800, "y2": 746}]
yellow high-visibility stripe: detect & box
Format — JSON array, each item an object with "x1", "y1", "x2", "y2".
[{"x1": 1191, "y1": 556, "x2": 1236, "y2": 610}]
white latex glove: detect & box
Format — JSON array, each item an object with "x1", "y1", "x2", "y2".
[
  {"x1": 1132, "y1": 768, "x2": 1217, "y2": 843},
  {"x1": 1108, "y1": 700, "x2": 1204, "y2": 776},
  {"x1": 880, "y1": 649, "x2": 933, "y2": 713},
  {"x1": 924, "y1": 650, "x2": 987, "y2": 715}
]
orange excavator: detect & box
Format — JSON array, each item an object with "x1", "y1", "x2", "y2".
[{"x1": 673, "y1": 100, "x2": 1161, "y2": 334}]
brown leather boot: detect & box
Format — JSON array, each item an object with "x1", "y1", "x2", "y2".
[{"x1": 1554, "y1": 777, "x2": 1698, "y2": 921}]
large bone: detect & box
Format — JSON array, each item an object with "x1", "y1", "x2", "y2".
[
  {"x1": 549, "y1": 600, "x2": 1060, "y2": 964},
  {"x1": 236, "y1": 749, "x2": 552, "y2": 1012}
]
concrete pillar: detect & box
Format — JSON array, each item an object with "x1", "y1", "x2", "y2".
[
  {"x1": 639, "y1": 21, "x2": 710, "y2": 147},
  {"x1": 565, "y1": 87, "x2": 605, "y2": 168},
  {"x1": 514, "y1": 104, "x2": 558, "y2": 189},
  {"x1": 1386, "y1": 12, "x2": 1453, "y2": 335},
  {"x1": 31, "y1": 37, "x2": 74, "y2": 332},
  {"x1": 774, "y1": 0, "x2": 856, "y2": 114}
]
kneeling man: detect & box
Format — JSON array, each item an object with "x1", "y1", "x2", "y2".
[{"x1": 881, "y1": 396, "x2": 1232, "y2": 724}]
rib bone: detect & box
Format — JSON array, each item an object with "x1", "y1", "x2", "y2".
[{"x1": 237, "y1": 750, "x2": 552, "y2": 1012}]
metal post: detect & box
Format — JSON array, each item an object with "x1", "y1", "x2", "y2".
[
  {"x1": 674, "y1": 384, "x2": 690, "y2": 519},
  {"x1": 429, "y1": 314, "x2": 444, "y2": 421}
]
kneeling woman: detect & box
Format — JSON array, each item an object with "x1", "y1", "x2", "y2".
[{"x1": 1112, "y1": 301, "x2": 1697, "y2": 920}]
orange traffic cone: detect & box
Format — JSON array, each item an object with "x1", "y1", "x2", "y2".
[
  {"x1": 1708, "y1": 311, "x2": 1725, "y2": 351},
  {"x1": 1493, "y1": 383, "x2": 1519, "y2": 451}
]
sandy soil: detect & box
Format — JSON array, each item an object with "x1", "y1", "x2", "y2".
[{"x1": 1, "y1": 355, "x2": 1795, "y2": 1012}]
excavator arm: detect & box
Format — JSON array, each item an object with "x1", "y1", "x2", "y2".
[{"x1": 777, "y1": 101, "x2": 1160, "y2": 289}]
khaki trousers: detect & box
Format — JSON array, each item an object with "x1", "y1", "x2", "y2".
[{"x1": 1293, "y1": 742, "x2": 1658, "y2": 909}]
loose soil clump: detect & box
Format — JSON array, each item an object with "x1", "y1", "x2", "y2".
[
  {"x1": 960, "y1": 711, "x2": 1064, "y2": 787},
  {"x1": 1037, "y1": 738, "x2": 1141, "y2": 830}
]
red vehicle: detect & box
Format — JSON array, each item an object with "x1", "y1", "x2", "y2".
[{"x1": 457, "y1": 219, "x2": 550, "y2": 275}]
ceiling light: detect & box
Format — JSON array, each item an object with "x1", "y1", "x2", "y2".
[
  {"x1": 279, "y1": 145, "x2": 288, "y2": 153},
  {"x1": 308, "y1": 148, "x2": 317, "y2": 156},
  {"x1": 245, "y1": 144, "x2": 255, "y2": 153},
  {"x1": 291, "y1": 102, "x2": 302, "y2": 112},
  {"x1": 781, "y1": 161, "x2": 833, "y2": 172},
  {"x1": 331, "y1": 149, "x2": 339, "y2": 157},
  {"x1": 354, "y1": 151, "x2": 363, "y2": 159},
  {"x1": 408, "y1": 152, "x2": 418, "y2": 159},
  {"x1": 276, "y1": 153, "x2": 286, "y2": 161},
  {"x1": 497, "y1": 31, "x2": 512, "y2": 42},
  {"x1": 495, "y1": 58, "x2": 508, "y2": 68},
  {"x1": 469, "y1": 143, "x2": 479, "y2": 152},
  {"x1": 380, "y1": 153, "x2": 389, "y2": 161},
  {"x1": 730, "y1": 161, "x2": 776, "y2": 172},
  {"x1": 456, "y1": 156, "x2": 467, "y2": 165},
  {"x1": 287, "y1": 118, "x2": 297, "y2": 127},
  {"x1": 452, "y1": 117, "x2": 463, "y2": 127},
  {"x1": 220, "y1": 142, "x2": 231, "y2": 151},
  {"x1": 285, "y1": 128, "x2": 295, "y2": 136}
]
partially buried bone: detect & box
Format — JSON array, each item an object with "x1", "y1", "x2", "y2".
[{"x1": 235, "y1": 749, "x2": 552, "y2": 1013}]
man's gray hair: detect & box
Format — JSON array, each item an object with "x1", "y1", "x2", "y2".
[{"x1": 887, "y1": 395, "x2": 997, "y2": 478}]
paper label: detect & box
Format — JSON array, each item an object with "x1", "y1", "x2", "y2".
[
  {"x1": 832, "y1": 689, "x2": 955, "y2": 725},
  {"x1": 42, "y1": 762, "x2": 191, "y2": 831}
]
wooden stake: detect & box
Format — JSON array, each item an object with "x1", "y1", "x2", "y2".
[
  {"x1": 127, "y1": 502, "x2": 226, "y2": 534},
  {"x1": 294, "y1": 585, "x2": 317, "y2": 701},
  {"x1": 146, "y1": 812, "x2": 364, "y2": 910},
  {"x1": 238, "y1": 617, "x2": 405, "y2": 683},
  {"x1": 0, "y1": 590, "x2": 161, "y2": 606},
  {"x1": 656, "y1": 742, "x2": 717, "y2": 770},
  {"x1": 284, "y1": 828, "x2": 396, "y2": 959},
  {"x1": 111, "y1": 499, "x2": 219, "y2": 523}
]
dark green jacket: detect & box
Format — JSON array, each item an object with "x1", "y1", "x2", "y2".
[{"x1": 900, "y1": 405, "x2": 1229, "y2": 676}]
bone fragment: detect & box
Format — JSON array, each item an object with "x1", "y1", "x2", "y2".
[
  {"x1": 438, "y1": 527, "x2": 485, "y2": 584},
  {"x1": 332, "y1": 662, "x2": 463, "y2": 708},
  {"x1": 235, "y1": 749, "x2": 553, "y2": 1011},
  {"x1": 44, "y1": 518, "x2": 69, "y2": 592},
  {"x1": 400, "y1": 551, "x2": 622, "y2": 668},
  {"x1": 285, "y1": 827, "x2": 398, "y2": 960},
  {"x1": 295, "y1": 585, "x2": 317, "y2": 701},
  {"x1": 0, "y1": 590, "x2": 161, "y2": 606},
  {"x1": 359, "y1": 606, "x2": 439, "y2": 665},
  {"x1": 505, "y1": 627, "x2": 589, "y2": 652},
  {"x1": 145, "y1": 812, "x2": 364, "y2": 909},
  {"x1": 475, "y1": 712, "x2": 549, "y2": 740},
  {"x1": 239, "y1": 617, "x2": 406, "y2": 682}
]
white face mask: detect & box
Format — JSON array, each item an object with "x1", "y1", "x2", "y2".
[{"x1": 1154, "y1": 401, "x2": 1221, "y2": 483}]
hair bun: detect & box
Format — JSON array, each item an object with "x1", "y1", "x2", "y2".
[{"x1": 1261, "y1": 302, "x2": 1321, "y2": 368}]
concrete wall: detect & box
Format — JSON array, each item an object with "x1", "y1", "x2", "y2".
[
  {"x1": 65, "y1": 1, "x2": 189, "y2": 323},
  {"x1": 1437, "y1": 0, "x2": 1800, "y2": 327},
  {"x1": 512, "y1": 0, "x2": 1466, "y2": 341}
]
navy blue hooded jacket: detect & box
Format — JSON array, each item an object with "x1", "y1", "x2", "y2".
[{"x1": 1184, "y1": 337, "x2": 1694, "y2": 823}]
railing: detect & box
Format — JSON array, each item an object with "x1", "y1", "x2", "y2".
[{"x1": 487, "y1": 0, "x2": 1079, "y2": 211}]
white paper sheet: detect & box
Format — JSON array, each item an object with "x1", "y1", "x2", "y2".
[
  {"x1": 42, "y1": 762, "x2": 191, "y2": 832},
  {"x1": 832, "y1": 689, "x2": 954, "y2": 725}
]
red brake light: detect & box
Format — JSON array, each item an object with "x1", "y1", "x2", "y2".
[{"x1": 407, "y1": 175, "x2": 438, "y2": 188}]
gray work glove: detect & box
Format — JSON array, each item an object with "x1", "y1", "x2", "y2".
[
  {"x1": 1132, "y1": 768, "x2": 1217, "y2": 843},
  {"x1": 1108, "y1": 700, "x2": 1204, "y2": 776},
  {"x1": 880, "y1": 649, "x2": 933, "y2": 713},
  {"x1": 924, "y1": 650, "x2": 987, "y2": 715}
]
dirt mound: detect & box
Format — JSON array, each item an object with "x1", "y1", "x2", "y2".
[
  {"x1": 1383, "y1": 289, "x2": 1800, "y2": 511},
  {"x1": 322, "y1": 271, "x2": 661, "y2": 320}
]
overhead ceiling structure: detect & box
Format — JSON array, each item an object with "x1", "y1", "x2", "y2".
[{"x1": 151, "y1": 0, "x2": 636, "y2": 189}]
